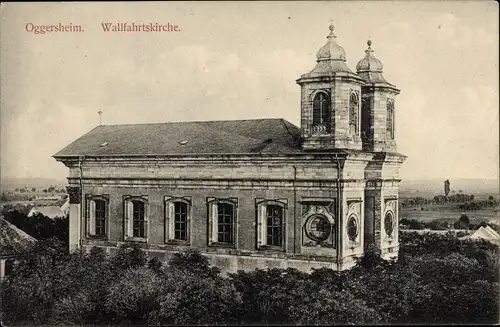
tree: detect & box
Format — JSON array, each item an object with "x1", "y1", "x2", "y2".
[
  {"x1": 48, "y1": 186, "x2": 56, "y2": 193},
  {"x1": 31, "y1": 188, "x2": 36, "y2": 192},
  {"x1": 111, "y1": 243, "x2": 147, "y2": 271},
  {"x1": 459, "y1": 214, "x2": 470, "y2": 226}
]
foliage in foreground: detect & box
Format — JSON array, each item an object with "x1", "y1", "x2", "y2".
[{"x1": 1, "y1": 233, "x2": 499, "y2": 326}]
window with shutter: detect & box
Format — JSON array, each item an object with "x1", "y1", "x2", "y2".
[
  {"x1": 256, "y1": 199, "x2": 287, "y2": 250},
  {"x1": 85, "y1": 195, "x2": 109, "y2": 238},
  {"x1": 207, "y1": 198, "x2": 238, "y2": 247},
  {"x1": 164, "y1": 196, "x2": 191, "y2": 244},
  {"x1": 123, "y1": 195, "x2": 148, "y2": 242}
]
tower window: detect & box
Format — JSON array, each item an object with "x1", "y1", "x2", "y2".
[
  {"x1": 349, "y1": 92, "x2": 359, "y2": 135},
  {"x1": 387, "y1": 100, "x2": 395, "y2": 140},
  {"x1": 312, "y1": 92, "x2": 331, "y2": 133}
]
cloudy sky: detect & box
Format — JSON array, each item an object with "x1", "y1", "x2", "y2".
[{"x1": 1, "y1": 1, "x2": 498, "y2": 182}]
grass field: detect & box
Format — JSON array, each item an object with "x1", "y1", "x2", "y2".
[{"x1": 401, "y1": 204, "x2": 500, "y2": 224}]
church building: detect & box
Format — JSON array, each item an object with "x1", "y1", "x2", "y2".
[{"x1": 54, "y1": 24, "x2": 406, "y2": 272}]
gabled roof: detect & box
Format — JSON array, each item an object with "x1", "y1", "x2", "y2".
[
  {"x1": 0, "y1": 218, "x2": 36, "y2": 256},
  {"x1": 470, "y1": 226, "x2": 500, "y2": 240},
  {"x1": 54, "y1": 118, "x2": 302, "y2": 157}
]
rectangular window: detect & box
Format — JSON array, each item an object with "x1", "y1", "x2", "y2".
[
  {"x1": 256, "y1": 199, "x2": 287, "y2": 250},
  {"x1": 132, "y1": 200, "x2": 145, "y2": 238},
  {"x1": 217, "y1": 203, "x2": 234, "y2": 244},
  {"x1": 174, "y1": 202, "x2": 188, "y2": 241},
  {"x1": 165, "y1": 196, "x2": 191, "y2": 244},
  {"x1": 207, "y1": 198, "x2": 238, "y2": 247},
  {"x1": 86, "y1": 195, "x2": 109, "y2": 238},
  {"x1": 266, "y1": 205, "x2": 283, "y2": 247}
]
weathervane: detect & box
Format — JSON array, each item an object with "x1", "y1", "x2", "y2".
[{"x1": 98, "y1": 110, "x2": 103, "y2": 126}]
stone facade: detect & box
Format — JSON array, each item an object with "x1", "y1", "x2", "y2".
[{"x1": 55, "y1": 24, "x2": 406, "y2": 273}]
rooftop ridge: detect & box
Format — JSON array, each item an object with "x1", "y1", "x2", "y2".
[{"x1": 97, "y1": 117, "x2": 291, "y2": 127}]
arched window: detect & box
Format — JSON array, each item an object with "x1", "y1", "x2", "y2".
[
  {"x1": 123, "y1": 195, "x2": 149, "y2": 241},
  {"x1": 165, "y1": 196, "x2": 192, "y2": 243},
  {"x1": 387, "y1": 100, "x2": 395, "y2": 140},
  {"x1": 85, "y1": 194, "x2": 109, "y2": 238},
  {"x1": 312, "y1": 92, "x2": 331, "y2": 133},
  {"x1": 349, "y1": 92, "x2": 359, "y2": 135},
  {"x1": 207, "y1": 197, "x2": 238, "y2": 246}
]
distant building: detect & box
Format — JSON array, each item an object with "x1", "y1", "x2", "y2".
[
  {"x1": 54, "y1": 24, "x2": 406, "y2": 272},
  {"x1": 0, "y1": 217, "x2": 36, "y2": 279},
  {"x1": 460, "y1": 225, "x2": 500, "y2": 245},
  {"x1": 28, "y1": 198, "x2": 69, "y2": 219}
]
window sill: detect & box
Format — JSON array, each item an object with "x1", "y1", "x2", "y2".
[
  {"x1": 166, "y1": 239, "x2": 190, "y2": 246},
  {"x1": 87, "y1": 235, "x2": 108, "y2": 240},
  {"x1": 208, "y1": 242, "x2": 236, "y2": 249},
  {"x1": 257, "y1": 245, "x2": 285, "y2": 252},
  {"x1": 125, "y1": 236, "x2": 147, "y2": 243}
]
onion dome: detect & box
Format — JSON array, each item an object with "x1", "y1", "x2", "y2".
[
  {"x1": 307, "y1": 24, "x2": 353, "y2": 74},
  {"x1": 356, "y1": 40, "x2": 390, "y2": 84},
  {"x1": 356, "y1": 40, "x2": 383, "y2": 72},
  {"x1": 316, "y1": 24, "x2": 347, "y2": 61}
]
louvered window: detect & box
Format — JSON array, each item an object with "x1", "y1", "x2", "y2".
[
  {"x1": 387, "y1": 100, "x2": 395, "y2": 140},
  {"x1": 312, "y1": 92, "x2": 331, "y2": 133},
  {"x1": 349, "y1": 92, "x2": 359, "y2": 135}
]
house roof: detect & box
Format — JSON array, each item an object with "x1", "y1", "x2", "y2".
[
  {"x1": 30, "y1": 206, "x2": 66, "y2": 219},
  {"x1": 53, "y1": 118, "x2": 302, "y2": 157},
  {"x1": 0, "y1": 218, "x2": 36, "y2": 256}
]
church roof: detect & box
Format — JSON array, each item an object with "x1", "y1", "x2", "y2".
[
  {"x1": 54, "y1": 118, "x2": 302, "y2": 157},
  {"x1": 0, "y1": 217, "x2": 36, "y2": 257}
]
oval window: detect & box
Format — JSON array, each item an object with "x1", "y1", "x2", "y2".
[
  {"x1": 384, "y1": 212, "x2": 394, "y2": 237},
  {"x1": 306, "y1": 214, "x2": 331, "y2": 242},
  {"x1": 347, "y1": 215, "x2": 358, "y2": 242}
]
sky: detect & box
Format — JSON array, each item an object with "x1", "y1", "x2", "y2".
[{"x1": 1, "y1": 1, "x2": 498, "y2": 182}]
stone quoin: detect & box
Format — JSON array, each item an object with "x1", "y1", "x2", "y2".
[{"x1": 54, "y1": 24, "x2": 406, "y2": 273}]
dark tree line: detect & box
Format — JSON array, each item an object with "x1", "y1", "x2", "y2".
[
  {"x1": 2, "y1": 210, "x2": 69, "y2": 247},
  {"x1": 1, "y1": 232, "x2": 498, "y2": 326}
]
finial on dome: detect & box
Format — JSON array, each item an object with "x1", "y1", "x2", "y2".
[
  {"x1": 327, "y1": 21, "x2": 336, "y2": 38},
  {"x1": 365, "y1": 39, "x2": 374, "y2": 53}
]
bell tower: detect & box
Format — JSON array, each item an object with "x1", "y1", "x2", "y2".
[
  {"x1": 296, "y1": 24, "x2": 365, "y2": 151},
  {"x1": 356, "y1": 40, "x2": 406, "y2": 259},
  {"x1": 356, "y1": 40, "x2": 400, "y2": 152}
]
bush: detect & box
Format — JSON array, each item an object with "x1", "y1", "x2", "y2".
[
  {"x1": 111, "y1": 242, "x2": 148, "y2": 271},
  {"x1": 105, "y1": 267, "x2": 162, "y2": 324}
]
